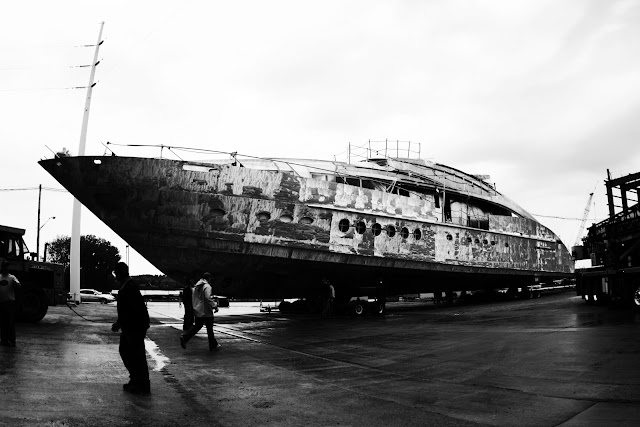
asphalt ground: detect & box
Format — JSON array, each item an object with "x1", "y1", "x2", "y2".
[{"x1": 1, "y1": 291, "x2": 639, "y2": 426}]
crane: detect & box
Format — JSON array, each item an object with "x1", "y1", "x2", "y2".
[{"x1": 573, "y1": 191, "x2": 595, "y2": 247}]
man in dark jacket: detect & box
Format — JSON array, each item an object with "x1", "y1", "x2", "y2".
[
  {"x1": 181, "y1": 278, "x2": 195, "y2": 331},
  {"x1": 111, "y1": 262, "x2": 150, "y2": 394}
]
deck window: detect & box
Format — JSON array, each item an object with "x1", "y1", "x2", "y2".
[
  {"x1": 400, "y1": 227, "x2": 409, "y2": 239},
  {"x1": 256, "y1": 212, "x2": 271, "y2": 222},
  {"x1": 279, "y1": 214, "x2": 293, "y2": 223},
  {"x1": 299, "y1": 216, "x2": 314, "y2": 225},
  {"x1": 338, "y1": 219, "x2": 350, "y2": 232},
  {"x1": 386, "y1": 225, "x2": 396, "y2": 237}
]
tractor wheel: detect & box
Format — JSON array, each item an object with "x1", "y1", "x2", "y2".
[{"x1": 17, "y1": 285, "x2": 49, "y2": 322}]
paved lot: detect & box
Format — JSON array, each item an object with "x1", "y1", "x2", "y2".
[{"x1": 1, "y1": 291, "x2": 639, "y2": 426}]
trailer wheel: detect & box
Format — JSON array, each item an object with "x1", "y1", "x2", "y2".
[
  {"x1": 351, "y1": 300, "x2": 366, "y2": 316},
  {"x1": 17, "y1": 285, "x2": 49, "y2": 323},
  {"x1": 633, "y1": 285, "x2": 640, "y2": 308}
]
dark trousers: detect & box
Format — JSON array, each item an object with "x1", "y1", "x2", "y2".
[
  {"x1": 183, "y1": 308, "x2": 194, "y2": 332},
  {"x1": 182, "y1": 317, "x2": 218, "y2": 349},
  {"x1": 321, "y1": 298, "x2": 334, "y2": 318},
  {"x1": 0, "y1": 301, "x2": 16, "y2": 344},
  {"x1": 119, "y1": 331, "x2": 150, "y2": 386}
]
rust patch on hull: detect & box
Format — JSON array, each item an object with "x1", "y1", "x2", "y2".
[{"x1": 39, "y1": 156, "x2": 574, "y2": 298}]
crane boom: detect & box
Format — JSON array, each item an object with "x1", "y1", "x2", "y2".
[{"x1": 574, "y1": 192, "x2": 594, "y2": 247}]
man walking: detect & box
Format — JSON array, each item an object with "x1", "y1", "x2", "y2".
[
  {"x1": 321, "y1": 277, "x2": 335, "y2": 319},
  {"x1": 180, "y1": 272, "x2": 219, "y2": 351},
  {"x1": 0, "y1": 261, "x2": 21, "y2": 346},
  {"x1": 181, "y1": 278, "x2": 195, "y2": 331},
  {"x1": 111, "y1": 262, "x2": 150, "y2": 394}
]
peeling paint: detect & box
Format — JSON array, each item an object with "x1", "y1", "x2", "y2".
[{"x1": 40, "y1": 156, "x2": 574, "y2": 298}]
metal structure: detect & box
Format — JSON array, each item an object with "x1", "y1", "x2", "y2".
[
  {"x1": 573, "y1": 191, "x2": 594, "y2": 248},
  {"x1": 575, "y1": 170, "x2": 640, "y2": 306}
]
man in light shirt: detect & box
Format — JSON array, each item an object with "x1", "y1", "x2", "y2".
[{"x1": 0, "y1": 261, "x2": 21, "y2": 347}]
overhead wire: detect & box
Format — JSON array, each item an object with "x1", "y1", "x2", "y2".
[{"x1": 0, "y1": 187, "x2": 68, "y2": 193}]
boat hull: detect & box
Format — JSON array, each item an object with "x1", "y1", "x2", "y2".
[{"x1": 39, "y1": 156, "x2": 573, "y2": 298}]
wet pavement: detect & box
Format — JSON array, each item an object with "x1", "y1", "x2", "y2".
[{"x1": 1, "y1": 291, "x2": 640, "y2": 426}]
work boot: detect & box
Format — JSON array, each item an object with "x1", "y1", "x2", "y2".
[{"x1": 124, "y1": 380, "x2": 150, "y2": 395}]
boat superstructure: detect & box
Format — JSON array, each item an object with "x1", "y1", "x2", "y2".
[{"x1": 39, "y1": 143, "x2": 573, "y2": 299}]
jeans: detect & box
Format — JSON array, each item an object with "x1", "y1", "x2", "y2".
[
  {"x1": 182, "y1": 317, "x2": 218, "y2": 349},
  {"x1": 0, "y1": 301, "x2": 16, "y2": 344},
  {"x1": 183, "y1": 309, "x2": 194, "y2": 332}
]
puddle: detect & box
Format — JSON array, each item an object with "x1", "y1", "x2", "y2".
[{"x1": 144, "y1": 338, "x2": 170, "y2": 371}]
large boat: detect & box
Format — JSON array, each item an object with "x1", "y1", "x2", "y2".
[{"x1": 39, "y1": 142, "x2": 573, "y2": 303}]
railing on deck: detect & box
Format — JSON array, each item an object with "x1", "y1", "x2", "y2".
[{"x1": 344, "y1": 140, "x2": 421, "y2": 164}]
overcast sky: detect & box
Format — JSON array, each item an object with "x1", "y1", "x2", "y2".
[{"x1": 2, "y1": 0, "x2": 639, "y2": 276}]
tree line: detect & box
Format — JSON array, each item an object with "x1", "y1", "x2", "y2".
[{"x1": 46, "y1": 235, "x2": 179, "y2": 293}]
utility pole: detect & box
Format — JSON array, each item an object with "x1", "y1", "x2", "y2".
[
  {"x1": 70, "y1": 21, "x2": 104, "y2": 303},
  {"x1": 36, "y1": 184, "x2": 42, "y2": 260}
]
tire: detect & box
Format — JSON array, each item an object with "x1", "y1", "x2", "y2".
[
  {"x1": 352, "y1": 300, "x2": 366, "y2": 316},
  {"x1": 633, "y1": 285, "x2": 640, "y2": 308},
  {"x1": 16, "y1": 285, "x2": 49, "y2": 323}
]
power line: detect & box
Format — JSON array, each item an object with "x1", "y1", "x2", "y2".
[
  {"x1": 0, "y1": 187, "x2": 67, "y2": 193},
  {"x1": 532, "y1": 213, "x2": 604, "y2": 221}
]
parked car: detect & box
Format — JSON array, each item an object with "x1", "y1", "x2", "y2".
[{"x1": 78, "y1": 289, "x2": 115, "y2": 304}]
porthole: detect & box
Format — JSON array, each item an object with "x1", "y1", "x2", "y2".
[
  {"x1": 279, "y1": 214, "x2": 293, "y2": 223},
  {"x1": 338, "y1": 219, "x2": 350, "y2": 232},
  {"x1": 211, "y1": 208, "x2": 225, "y2": 217},
  {"x1": 93, "y1": 159, "x2": 102, "y2": 165},
  {"x1": 413, "y1": 229, "x2": 422, "y2": 240},
  {"x1": 387, "y1": 225, "x2": 396, "y2": 237},
  {"x1": 299, "y1": 216, "x2": 314, "y2": 225},
  {"x1": 474, "y1": 238, "x2": 480, "y2": 244},
  {"x1": 467, "y1": 237, "x2": 472, "y2": 243},
  {"x1": 356, "y1": 221, "x2": 366, "y2": 234},
  {"x1": 482, "y1": 239, "x2": 488, "y2": 245},
  {"x1": 256, "y1": 211, "x2": 271, "y2": 222},
  {"x1": 372, "y1": 223, "x2": 382, "y2": 236},
  {"x1": 504, "y1": 242, "x2": 509, "y2": 248},
  {"x1": 400, "y1": 227, "x2": 409, "y2": 239},
  {"x1": 491, "y1": 240, "x2": 496, "y2": 246},
  {"x1": 446, "y1": 234, "x2": 453, "y2": 241}
]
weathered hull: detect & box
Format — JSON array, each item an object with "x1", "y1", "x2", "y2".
[{"x1": 39, "y1": 156, "x2": 573, "y2": 298}]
